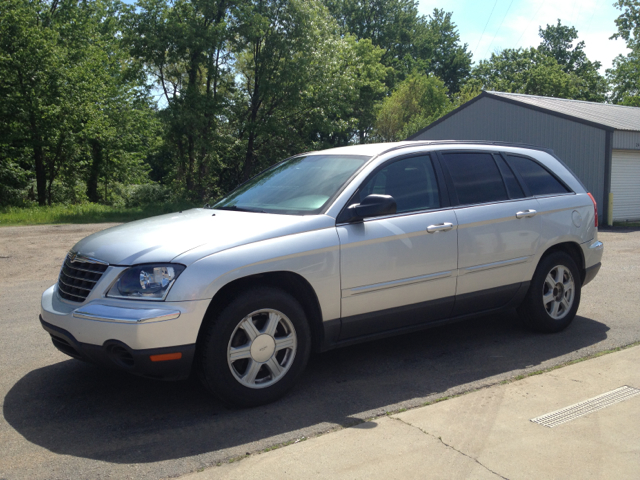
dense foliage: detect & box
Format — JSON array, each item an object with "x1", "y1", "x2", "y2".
[
  {"x1": 0, "y1": 0, "x2": 637, "y2": 208},
  {"x1": 607, "y1": 0, "x2": 640, "y2": 106},
  {"x1": 469, "y1": 20, "x2": 608, "y2": 102}
]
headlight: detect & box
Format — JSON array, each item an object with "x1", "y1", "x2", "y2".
[{"x1": 107, "y1": 264, "x2": 186, "y2": 300}]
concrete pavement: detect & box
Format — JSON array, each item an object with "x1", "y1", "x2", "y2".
[{"x1": 184, "y1": 345, "x2": 640, "y2": 480}]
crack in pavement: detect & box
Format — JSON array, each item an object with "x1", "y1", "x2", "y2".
[{"x1": 390, "y1": 417, "x2": 510, "y2": 480}]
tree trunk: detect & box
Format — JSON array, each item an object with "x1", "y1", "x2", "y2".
[
  {"x1": 34, "y1": 142, "x2": 46, "y2": 206},
  {"x1": 186, "y1": 133, "x2": 195, "y2": 191},
  {"x1": 242, "y1": 130, "x2": 256, "y2": 181},
  {"x1": 242, "y1": 72, "x2": 261, "y2": 181},
  {"x1": 87, "y1": 140, "x2": 103, "y2": 203},
  {"x1": 29, "y1": 113, "x2": 46, "y2": 205}
]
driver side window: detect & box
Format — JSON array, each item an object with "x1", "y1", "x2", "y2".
[{"x1": 359, "y1": 155, "x2": 440, "y2": 214}]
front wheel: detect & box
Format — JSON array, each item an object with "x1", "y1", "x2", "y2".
[
  {"x1": 518, "y1": 252, "x2": 581, "y2": 333},
  {"x1": 198, "y1": 287, "x2": 311, "y2": 407}
]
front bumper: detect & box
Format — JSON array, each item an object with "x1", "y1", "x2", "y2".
[
  {"x1": 41, "y1": 317, "x2": 195, "y2": 380},
  {"x1": 40, "y1": 285, "x2": 212, "y2": 380}
]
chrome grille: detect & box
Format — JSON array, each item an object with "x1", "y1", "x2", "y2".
[{"x1": 57, "y1": 253, "x2": 109, "y2": 302}]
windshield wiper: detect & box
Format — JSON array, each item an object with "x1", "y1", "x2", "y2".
[{"x1": 215, "y1": 205, "x2": 267, "y2": 213}]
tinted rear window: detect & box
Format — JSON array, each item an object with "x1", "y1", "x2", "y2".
[
  {"x1": 505, "y1": 155, "x2": 570, "y2": 196},
  {"x1": 442, "y1": 152, "x2": 508, "y2": 205},
  {"x1": 494, "y1": 155, "x2": 525, "y2": 199}
]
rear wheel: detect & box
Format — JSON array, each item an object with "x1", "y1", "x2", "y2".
[
  {"x1": 198, "y1": 287, "x2": 311, "y2": 407},
  {"x1": 518, "y1": 252, "x2": 581, "y2": 333}
]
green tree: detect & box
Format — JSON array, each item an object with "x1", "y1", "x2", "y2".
[
  {"x1": 469, "y1": 21, "x2": 607, "y2": 103},
  {"x1": 126, "y1": 0, "x2": 389, "y2": 198},
  {"x1": 323, "y1": 2, "x2": 471, "y2": 93},
  {"x1": 471, "y1": 49, "x2": 576, "y2": 98},
  {"x1": 231, "y1": 0, "x2": 388, "y2": 181},
  {"x1": 374, "y1": 74, "x2": 451, "y2": 141},
  {"x1": 0, "y1": 0, "x2": 68, "y2": 205},
  {"x1": 298, "y1": 36, "x2": 389, "y2": 147},
  {"x1": 125, "y1": 0, "x2": 234, "y2": 199},
  {"x1": 451, "y1": 84, "x2": 482, "y2": 110},
  {"x1": 421, "y1": 9, "x2": 472, "y2": 94},
  {"x1": 612, "y1": 0, "x2": 640, "y2": 49},
  {"x1": 78, "y1": 1, "x2": 160, "y2": 204},
  {"x1": 323, "y1": 0, "x2": 427, "y2": 84},
  {"x1": 469, "y1": 20, "x2": 607, "y2": 102},
  {"x1": 0, "y1": 0, "x2": 157, "y2": 206},
  {"x1": 537, "y1": 20, "x2": 607, "y2": 102},
  {"x1": 607, "y1": 1, "x2": 640, "y2": 105}
]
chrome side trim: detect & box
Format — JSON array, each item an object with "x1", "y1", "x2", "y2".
[
  {"x1": 342, "y1": 271, "x2": 453, "y2": 298},
  {"x1": 461, "y1": 256, "x2": 530, "y2": 275},
  {"x1": 72, "y1": 304, "x2": 181, "y2": 323}
]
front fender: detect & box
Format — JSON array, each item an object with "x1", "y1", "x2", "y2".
[{"x1": 166, "y1": 227, "x2": 341, "y2": 322}]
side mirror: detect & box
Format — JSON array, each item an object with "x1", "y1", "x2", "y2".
[{"x1": 345, "y1": 194, "x2": 397, "y2": 222}]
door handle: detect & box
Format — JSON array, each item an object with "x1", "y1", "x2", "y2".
[
  {"x1": 427, "y1": 222, "x2": 454, "y2": 233},
  {"x1": 516, "y1": 209, "x2": 537, "y2": 219}
]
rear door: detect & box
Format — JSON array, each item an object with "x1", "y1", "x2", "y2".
[
  {"x1": 437, "y1": 151, "x2": 541, "y2": 316},
  {"x1": 337, "y1": 154, "x2": 457, "y2": 339}
]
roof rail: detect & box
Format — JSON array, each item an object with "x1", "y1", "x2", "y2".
[{"x1": 383, "y1": 139, "x2": 556, "y2": 156}]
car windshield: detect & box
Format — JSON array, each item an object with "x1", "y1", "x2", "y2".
[{"x1": 212, "y1": 154, "x2": 370, "y2": 215}]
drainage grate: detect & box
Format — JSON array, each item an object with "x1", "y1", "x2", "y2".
[{"x1": 531, "y1": 386, "x2": 640, "y2": 428}]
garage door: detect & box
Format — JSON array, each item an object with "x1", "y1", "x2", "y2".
[{"x1": 612, "y1": 150, "x2": 640, "y2": 221}]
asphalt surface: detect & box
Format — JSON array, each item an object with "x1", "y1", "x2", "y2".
[{"x1": 0, "y1": 224, "x2": 639, "y2": 480}]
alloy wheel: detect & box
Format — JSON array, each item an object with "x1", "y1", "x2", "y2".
[
  {"x1": 542, "y1": 265, "x2": 576, "y2": 320},
  {"x1": 226, "y1": 309, "x2": 297, "y2": 389}
]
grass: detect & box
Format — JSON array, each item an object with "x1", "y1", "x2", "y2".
[
  {"x1": 612, "y1": 221, "x2": 640, "y2": 228},
  {"x1": 498, "y1": 340, "x2": 640, "y2": 384},
  {"x1": 0, "y1": 201, "x2": 200, "y2": 227}
]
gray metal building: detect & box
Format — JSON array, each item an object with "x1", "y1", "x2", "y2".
[{"x1": 409, "y1": 91, "x2": 640, "y2": 224}]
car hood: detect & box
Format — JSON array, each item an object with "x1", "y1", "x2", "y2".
[{"x1": 72, "y1": 208, "x2": 335, "y2": 266}]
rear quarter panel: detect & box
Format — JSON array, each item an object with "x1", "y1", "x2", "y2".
[{"x1": 524, "y1": 192, "x2": 596, "y2": 279}]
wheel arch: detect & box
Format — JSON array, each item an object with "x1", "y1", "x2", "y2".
[
  {"x1": 539, "y1": 241, "x2": 586, "y2": 283},
  {"x1": 196, "y1": 271, "x2": 325, "y2": 353}
]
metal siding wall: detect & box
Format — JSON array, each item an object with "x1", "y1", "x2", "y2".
[
  {"x1": 613, "y1": 131, "x2": 640, "y2": 150},
  {"x1": 414, "y1": 97, "x2": 608, "y2": 215}
]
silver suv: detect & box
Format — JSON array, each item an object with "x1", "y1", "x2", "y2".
[{"x1": 40, "y1": 141, "x2": 603, "y2": 406}]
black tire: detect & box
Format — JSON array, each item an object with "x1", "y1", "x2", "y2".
[
  {"x1": 198, "y1": 287, "x2": 311, "y2": 407},
  {"x1": 518, "y1": 251, "x2": 582, "y2": 333}
]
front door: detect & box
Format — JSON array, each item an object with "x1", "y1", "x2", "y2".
[{"x1": 337, "y1": 154, "x2": 457, "y2": 339}]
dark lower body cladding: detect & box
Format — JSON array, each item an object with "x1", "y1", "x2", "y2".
[
  {"x1": 322, "y1": 282, "x2": 531, "y2": 350},
  {"x1": 39, "y1": 317, "x2": 195, "y2": 381},
  {"x1": 583, "y1": 262, "x2": 601, "y2": 286}
]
